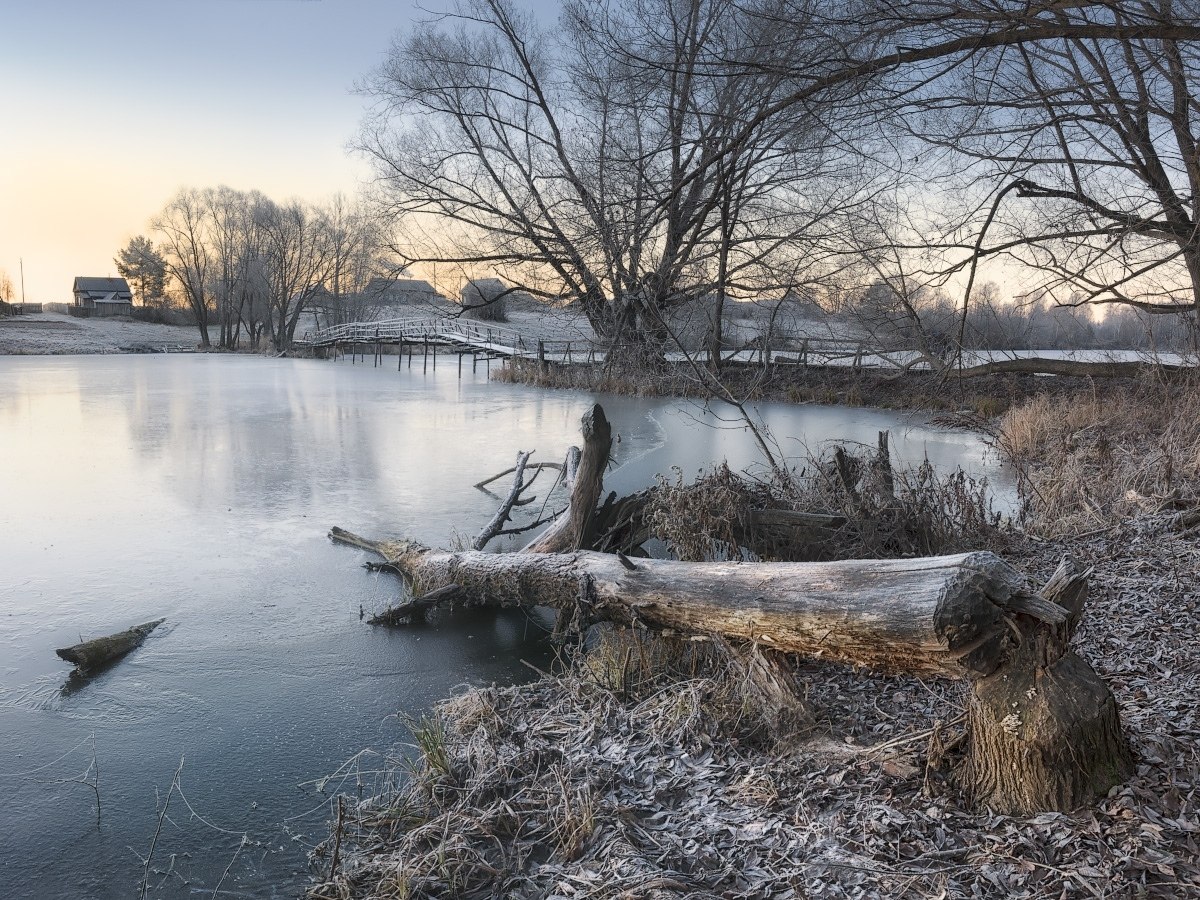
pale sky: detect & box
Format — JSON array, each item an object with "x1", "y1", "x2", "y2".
[{"x1": 0, "y1": 0, "x2": 548, "y2": 302}]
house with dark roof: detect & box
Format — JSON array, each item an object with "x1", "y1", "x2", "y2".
[
  {"x1": 363, "y1": 277, "x2": 444, "y2": 307},
  {"x1": 72, "y1": 277, "x2": 133, "y2": 317}
]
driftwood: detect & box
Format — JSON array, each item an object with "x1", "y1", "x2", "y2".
[
  {"x1": 56, "y1": 618, "x2": 165, "y2": 672},
  {"x1": 474, "y1": 450, "x2": 534, "y2": 550},
  {"x1": 523, "y1": 404, "x2": 611, "y2": 553},
  {"x1": 330, "y1": 528, "x2": 1060, "y2": 680}
]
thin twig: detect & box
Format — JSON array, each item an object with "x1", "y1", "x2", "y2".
[
  {"x1": 211, "y1": 835, "x2": 247, "y2": 900},
  {"x1": 139, "y1": 757, "x2": 184, "y2": 900}
]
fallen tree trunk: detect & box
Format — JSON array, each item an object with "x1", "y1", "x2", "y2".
[
  {"x1": 331, "y1": 404, "x2": 1131, "y2": 812},
  {"x1": 56, "y1": 618, "x2": 165, "y2": 672},
  {"x1": 330, "y1": 528, "x2": 1061, "y2": 680}
]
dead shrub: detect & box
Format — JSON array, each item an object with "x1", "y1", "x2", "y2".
[
  {"x1": 996, "y1": 379, "x2": 1200, "y2": 535},
  {"x1": 644, "y1": 446, "x2": 1002, "y2": 563}
]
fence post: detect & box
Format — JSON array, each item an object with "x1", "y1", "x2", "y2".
[{"x1": 538, "y1": 340, "x2": 547, "y2": 374}]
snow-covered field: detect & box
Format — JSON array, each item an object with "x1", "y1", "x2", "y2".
[{"x1": 0, "y1": 312, "x2": 199, "y2": 355}]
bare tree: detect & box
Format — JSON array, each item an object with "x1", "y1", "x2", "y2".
[
  {"x1": 916, "y1": 1, "x2": 1200, "y2": 333},
  {"x1": 153, "y1": 188, "x2": 214, "y2": 347},
  {"x1": 203, "y1": 187, "x2": 270, "y2": 349},
  {"x1": 733, "y1": 1, "x2": 1200, "y2": 354},
  {"x1": 257, "y1": 198, "x2": 336, "y2": 352},
  {"x1": 322, "y1": 194, "x2": 390, "y2": 327},
  {"x1": 358, "y1": 0, "x2": 872, "y2": 364}
]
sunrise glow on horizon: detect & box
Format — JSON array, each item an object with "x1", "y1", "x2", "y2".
[{"x1": 0, "y1": 0, "x2": 454, "y2": 302}]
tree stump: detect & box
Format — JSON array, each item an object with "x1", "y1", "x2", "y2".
[{"x1": 959, "y1": 558, "x2": 1133, "y2": 813}]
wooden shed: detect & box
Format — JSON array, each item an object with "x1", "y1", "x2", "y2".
[{"x1": 72, "y1": 277, "x2": 133, "y2": 316}]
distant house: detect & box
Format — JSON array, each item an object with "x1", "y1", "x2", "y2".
[
  {"x1": 363, "y1": 277, "x2": 442, "y2": 307},
  {"x1": 72, "y1": 277, "x2": 133, "y2": 317}
]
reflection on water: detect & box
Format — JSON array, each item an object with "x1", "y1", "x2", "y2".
[{"x1": 0, "y1": 354, "x2": 1010, "y2": 899}]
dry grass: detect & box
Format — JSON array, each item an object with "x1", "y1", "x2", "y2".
[
  {"x1": 495, "y1": 358, "x2": 1092, "y2": 416},
  {"x1": 997, "y1": 379, "x2": 1200, "y2": 535},
  {"x1": 308, "y1": 521, "x2": 1200, "y2": 898},
  {"x1": 644, "y1": 449, "x2": 1003, "y2": 564}
]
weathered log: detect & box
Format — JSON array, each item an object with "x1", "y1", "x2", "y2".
[
  {"x1": 960, "y1": 558, "x2": 1133, "y2": 813},
  {"x1": 55, "y1": 618, "x2": 165, "y2": 672},
  {"x1": 748, "y1": 509, "x2": 848, "y2": 530},
  {"x1": 329, "y1": 529, "x2": 1063, "y2": 680},
  {"x1": 523, "y1": 404, "x2": 611, "y2": 553}
]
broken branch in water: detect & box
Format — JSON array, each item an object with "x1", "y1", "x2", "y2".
[
  {"x1": 474, "y1": 450, "x2": 534, "y2": 550},
  {"x1": 473, "y1": 459, "x2": 563, "y2": 491},
  {"x1": 368, "y1": 584, "x2": 465, "y2": 626}
]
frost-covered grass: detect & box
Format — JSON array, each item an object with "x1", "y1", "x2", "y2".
[
  {"x1": 0, "y1": 312, "x2": 199, "y2": 354},
  {"x1": 307, "y1": 524, "x2": 1200, "y2": 899}
]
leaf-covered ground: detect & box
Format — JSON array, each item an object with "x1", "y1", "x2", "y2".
[{"x1": 309, "y1": 520, "x2": 1199, "y2": 899}]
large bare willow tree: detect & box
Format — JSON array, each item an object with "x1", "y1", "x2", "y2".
[
  {"x1": 914, "y1": 1, "x2": 1200, "y2": 328},
  {"x1": 359, "y1": 0, "x2": 876, "y2": 362},
  {"x1": 745, "y1": 1, "x2": 1200, "y2": 351}
]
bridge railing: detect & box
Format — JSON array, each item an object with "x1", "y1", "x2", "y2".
[{"x1": 297, "y1": 317, "x2": 1200, "y2": 374}]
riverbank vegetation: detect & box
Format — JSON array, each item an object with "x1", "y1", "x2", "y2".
[
  {"x1": 286, "y1": 0, "x2": 1200, "y2": 895},
  {"x1": 309, "y1": 442, "x2": 1199, "y2": 898},
  {"x1": 493, "y1": 355, "x2": 1115, "y2": 417},
  {"x1": 997, "y1": 378, "x2": 1200, "y2": 537},
  {"x1": 309, "y1": 386, "x2": 1200, "y2": 897}
]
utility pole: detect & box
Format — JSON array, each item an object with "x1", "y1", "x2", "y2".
[{"x1": 19, "y1": 257, "x2": 25, "y2": 303}]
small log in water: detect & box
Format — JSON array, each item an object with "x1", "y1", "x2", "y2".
[{"x1": 55, "y1": 618, "x2": 165, "y2": 672}]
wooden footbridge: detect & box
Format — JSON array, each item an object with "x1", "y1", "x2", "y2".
[
  {"x1": 297, "y1": 316, "x2": 602, "y2": 369},
  {"x1": 295, "y1": 315, "x2": 1191, "y2": 375},
  {"x1": 295, "y1": 315, "x2": 921, "y2": 371}
]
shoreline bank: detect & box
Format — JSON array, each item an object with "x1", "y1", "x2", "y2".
[{"x1": 307, "y1": 521, "x2": 1200, "y2": 898}]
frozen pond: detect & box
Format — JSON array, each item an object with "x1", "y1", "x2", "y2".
[{"x1": 0, "y1": 354, "x2": 1013, "y2": 898}]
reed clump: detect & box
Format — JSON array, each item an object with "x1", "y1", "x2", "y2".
[
  {"x1": 644, "y1": 448, "x2": 1003, "y2": 564},
  {"x1": 996, "y1": 379, "x2": 1200, "y2": 535}
]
